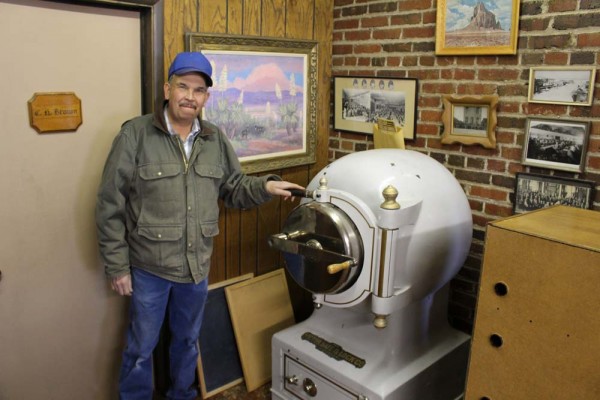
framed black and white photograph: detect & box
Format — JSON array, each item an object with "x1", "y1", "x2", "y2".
[
  {"x1": 441, "y1": 94, "x2": 498, "y2": 149},
  {"x1": 333, "y1": 76, "x2": 417, "y2": 140},
  {"x1": 514, "y1": 172, "x2": 595, "y2": 214},
  {"x1": 528, "y1": 66, "x2": 596, "y2": 106},
  {"x1": 522, "y1": 117, "x2": 590, "y2": 173}
]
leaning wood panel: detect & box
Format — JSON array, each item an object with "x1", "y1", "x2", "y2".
[
  {"x1": 286, "y1": 0, "x2": 314, "y2": 39},
  {"x1": 199, "y1": 0, "x2": 227, "y2": 33},
  {"x1": 225, "y1": 269, "x2": 295, "y2": 392},
  {"x1": 262, "y1": 0, "x2": 286, "y2": 37},
  {"x1": 243, "y1": 0, "x2": 262, "y2": 36}
]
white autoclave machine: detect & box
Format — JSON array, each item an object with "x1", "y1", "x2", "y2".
[{"x1": 269, "y1": 149, "x2": 473, "y2": 400}]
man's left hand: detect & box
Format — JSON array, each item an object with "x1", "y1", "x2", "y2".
[{"x1": 265, "y1": 181, "x2": 305, "y2": 200}]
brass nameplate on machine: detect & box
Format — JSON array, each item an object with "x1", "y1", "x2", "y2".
[
  {"x1": 28, "y1": 92, "x2": 82, "y2": 133},
  {"x1": 301, "y1": 332, "x2": 365, "y2": 368}
]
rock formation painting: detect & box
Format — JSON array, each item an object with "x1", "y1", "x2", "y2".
[{"x1": 444, "y1": 0, "x2": 513, "y2": 48}]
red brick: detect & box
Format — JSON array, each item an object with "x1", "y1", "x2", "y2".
[
  {"x1": 578, "y1": 32, "x2": 600, "y2": 47},
  {"x1": 402, "y1": 26, "x2": 435, "y2": 39},
  {"x1": 548, "y1": 0, "x2": 578, "y2": 12},
  {"x1": 361, "y1": 16, "x2": 388, "y2": 28},
  {"x1": 355, "y1": 44, "x2": 382, "y2": 53},
  {"x1": 372, "y1": 28, "x2": 402, "y2": 40},
  {"x1": 345, "y1": 30, "x2": 371, "y2": 41},
  {"x1": 486, "y1": 159, "x2": 507, "y2": 173},
  {"x1": 484, "y1": 203, "x2": 513, "y2": 218},
  {"x1": 543, "y1": 52, "x2": 569, "y2": 64},
  {"x1": 387, "y1": 56, "x2": 401, "y2": 66},
  {"x1": 471, "y1": 186, "x2": 508, "y2": 201},
  {"x1": 589, "y1": 155, "x2": 600, "y2": 169}
]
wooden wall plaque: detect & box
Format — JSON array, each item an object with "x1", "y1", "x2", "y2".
[{"x1": 28, "y1": 92, "x2": 82, "y2": 133}]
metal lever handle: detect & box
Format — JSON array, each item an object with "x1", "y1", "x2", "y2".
[
  {"x1": 288, "y1": 188, "x2": 314, "y2": 198},
  {"x1": 327, "y1": 260, "x2": 353, "y2": 274},
  {"x1": 285, "y1": 375, "x2": 298, "y2": 385}
]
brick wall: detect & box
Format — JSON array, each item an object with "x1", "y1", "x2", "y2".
[{"x1": 331, "y1": 0, "x2": 600, "y2": 332}]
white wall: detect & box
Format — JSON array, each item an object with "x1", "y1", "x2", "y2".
[{"x1": 0, "y1": 1, "x2": 141, "y2": 398}]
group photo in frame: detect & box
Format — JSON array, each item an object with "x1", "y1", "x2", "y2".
[
  {"x1": 186, "y1": 33, "x2": 318, "y2": 174},
  {"x1": 522, "y1": 117, "x2": 590, "y2": 173},
  {"x1": 435, "y1": 0, "x2": 521, "y2": 55},
  {"x1": 528, "y1": 66, "x2": 597, "y2": 106},
  {"x1": 333, "y1": 76, "x2": 417, "y2": 140},
  {"x1": 514, "y1": 172, "x2": 594, "y2": 214},
  {"x1": 441, "y1": 94, "x2": 498, "y2": 149}
]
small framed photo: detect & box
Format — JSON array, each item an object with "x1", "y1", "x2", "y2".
[
  {"x1": 514, "y1": 172, "x2": 595, "y2": 214},
  {"x1": 528, "y1": 66, "x2": 596, "y2": 106},
  {"x1": 522, "y1": 117, "x2": 590, "y2": 173},
  {"x1": 441, "y1": 95, "x2": 498, "y2": 149},
  {"x1": 333, "y1": 76, "x2": 418, "y2": 140}
]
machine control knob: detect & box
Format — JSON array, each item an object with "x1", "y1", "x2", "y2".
[
  {"x1": 303, "y1": 378, "x2": 317, "y2": 396},
  {"x1": 285, "y1": 375, "x2": 298, "y2": 385}
]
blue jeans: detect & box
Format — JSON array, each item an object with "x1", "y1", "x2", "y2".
[{"x1": 119, "y1": 268, "x2": 208, "y2": 400}]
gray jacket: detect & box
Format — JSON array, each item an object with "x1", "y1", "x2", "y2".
[{"x1": 96, "y1": 105, "x2": 278, "y2": 283}]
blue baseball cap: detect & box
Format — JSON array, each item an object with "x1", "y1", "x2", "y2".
[{"x1": 168, "y1": 52, "x2": 213, "y2": 87}]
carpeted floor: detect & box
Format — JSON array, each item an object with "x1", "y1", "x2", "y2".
[
  {"x1": 209, "y1": 382, "x2": 271, "y2": 399},
  {"x1": 153, "y1": 382, "x2": 270, "y2": 400}
]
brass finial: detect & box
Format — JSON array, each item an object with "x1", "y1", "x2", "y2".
[
  {"x1": 380, "y1": 185, "x2": 400, "y2": 210},
  {"x1": 318, "y1": 177, "x2": 328, "y2": 190}
]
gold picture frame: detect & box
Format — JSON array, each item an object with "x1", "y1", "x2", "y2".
[
  {"x1": 436, "y1": 0, "x2": 521, "y2": 55},
  {"x1": 441, "y1": 95, "x2": 498, "y2": 149},
  {"x1": 186, "y1": 33, "x2": 318, "y2": 174}
]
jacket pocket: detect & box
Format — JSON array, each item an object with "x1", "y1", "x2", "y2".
[
  {"x1": 192, "y1": 164, "x2": 224, "y2": 222},
  {"x1": 138, "y1": 163, "x2": 184, "y2": 223},
  {"x1": 200, "y1": 222, "x2": 219, "y2": 238},
  {"x1": 135, "y1": 224, "x2": 183, "y2": 267}
]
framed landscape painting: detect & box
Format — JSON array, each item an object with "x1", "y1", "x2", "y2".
[
  {"x1": 436, "y1": 0, "x2": 521, "y2": 55},
  {"x1": 186, "y1": 33, "x2": 318, "y2": 174}
]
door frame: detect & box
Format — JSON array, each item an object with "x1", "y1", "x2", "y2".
[{"x1": 49, "y1": 0, "x2": 164, "y2": 113}]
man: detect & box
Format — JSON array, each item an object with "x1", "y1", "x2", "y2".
[{"x1": 96, "y1": 51, "x2": 304, "y2": 400}]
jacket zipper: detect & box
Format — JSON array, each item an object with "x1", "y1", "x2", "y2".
[{"x1": 175, "y1": 137, "x2": 189, "y2": 173}]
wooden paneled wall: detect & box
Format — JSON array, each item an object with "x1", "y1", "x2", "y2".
[{"x1": 162, "y1": 0, "x2": 333, "y2": 286}]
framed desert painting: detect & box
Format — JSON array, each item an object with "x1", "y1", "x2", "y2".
[
  {"x1": 186, "y1": 33, "x2": 318, "y2": 174},
  {"x1": 436, "y1": 0, "x2": 521, "y2": 55}
]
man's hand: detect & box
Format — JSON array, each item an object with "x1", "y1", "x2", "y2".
[
  {"x1": 265, "y1": 180, "x2": 305, "y2": 201},
  {"x1": 111, "y1": 274, "x2": 133, "y2": 296}
]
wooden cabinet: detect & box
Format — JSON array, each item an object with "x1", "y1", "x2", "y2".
[{"x1": 465, "y1": 206, "x2": 600, "y2": 399}]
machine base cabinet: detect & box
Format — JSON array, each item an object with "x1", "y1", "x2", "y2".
[
  {"x1": 271, "y1": 291, "x2": 471, "y2": 400},
  {"x1": 465, "y1": 206, "x2": 600, "y2": 399}
]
